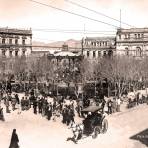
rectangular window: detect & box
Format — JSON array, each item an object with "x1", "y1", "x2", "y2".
[
  {"x1": 105, "y1": 42, "x2": 107, "y2": 46},
  {"x1": 22, "y1": 50, "x2": 25, "y2": 56},
  {"x1": 97, "y1": 41, "x2": 99, "y2": 46},
  {"x1": 125, "y1": 34, "x2": 128, "y2": 39},
  {"x1": 22, "y1": 39, "x2": 25, "y2": 45},
  {"x1": 2, "y1": 38, "x2": 5, "y2": 44},
  {"x1": 15, "y1": 51, "x2": 18, "y2": 57},
  {"x1": 87, "y1": 51, "x2": 89, "y2": 57},
  {"x1": 15, "y1": 39, "x2": 18, "y2": 44},
  {"x1": 2, "y1": 50, "x2": 6, "y2": 56},
  {"x1": 138, "y1": 34, "x2": 140, "y2": 38},
  {"x1": 103, "y1": 51, "x2": 106, "y2": 56},
  {"x1": 93, "y1": 51, "x2": 96, "y2": 58},
  {"x1": 125, "y1": 48, "x2": 129, "y2": 56},
  {"x1": 2, "y1": 62, "x2": 5, "y2": 70},
  {"x1": 98, "y1": 50, "x2": 101, "y2": 57},
  {"x1": 9, "y1": 39, "x2": 12, "y2": 44},
  {"x1": 9, "y1": 51, "x2": 12, "y2": 57},
  {"x1": 94, "y1": 42, "x2": 96, "y2": 46},
  {"x1": 119, "y1": 34, "x2": 121, "y2": 39},
  {"x1": 125, "y1": 34, "x2": 130, "y2": 39},
  {"x1": 135, "y1": 34, "x2": 137, "y2": 39}
]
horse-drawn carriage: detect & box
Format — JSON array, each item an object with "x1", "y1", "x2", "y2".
[{"x1": 67, "y1": 105, "x2": 108, "y2": 143}]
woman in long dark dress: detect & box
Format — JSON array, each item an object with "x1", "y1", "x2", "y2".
[
  {"x1": 0, "y1": 107, "x2": 5, "y2": 121},
  {"x1": 9, "y1": 129, "x2": 19, "y2": 148},
  {"x1": 47, "y1": 104, "x2": 52, "y2": 120}
]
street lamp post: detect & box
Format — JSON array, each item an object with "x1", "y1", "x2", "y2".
[{"x1": 56, "y1": 73, "x2": 59, "y2": 96}]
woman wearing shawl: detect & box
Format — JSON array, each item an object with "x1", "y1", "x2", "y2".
[{"x1": 9, "y1": 129, "x2": 19, "y2": 148}]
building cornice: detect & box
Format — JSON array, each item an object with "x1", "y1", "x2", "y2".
[
  {"x1": 117, "y1": 28, "x2": 148, "y2": 34},
  {"x1": 0, "y1": 27, "x2": 32, "y2": 36},
  {"x1": 0, "y1": 44, "x2": 32, "y2": 48}
]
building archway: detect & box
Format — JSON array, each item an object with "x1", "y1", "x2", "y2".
[
  {"x1": 108, "y1": 49, "x2": 113, "y2": 57},
  {"x1": 136, "y1": 47, "x2": 142, "y2": 57},
  {"x1": 125, "y1": 47, "x2": 129, "y2": 56}
]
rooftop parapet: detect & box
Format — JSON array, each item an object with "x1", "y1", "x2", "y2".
[
  {"x1": 117, "y1": 28, "x2": 148, "y2": 33},
  {"x1": 0, "y1": 27, "x2": 32, "y2": 35}
]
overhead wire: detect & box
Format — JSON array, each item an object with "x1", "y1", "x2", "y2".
[
  {"x1": 33, "y1": 28, "x2": 116, "y2": 35},
  {"x1": 65, "y1": 0, "x2": 135, "y2": 28},
  {"x1": 28, "y1": 0, "x2": 119, "y2": 28},
  {"x1": 33, "y1": 28, "x2": 115, "y2": 33}
]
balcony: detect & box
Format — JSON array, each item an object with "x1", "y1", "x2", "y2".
[
  {"x1": 0, "y1": 44, "x2": 31, "y2": 48},
  {"x1": 116, "y1": 36, "x2": 147, "y2": 43}
]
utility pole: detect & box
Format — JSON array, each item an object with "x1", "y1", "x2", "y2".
[
  {"x1": 81, "y1": 24, "x2": 85, "y2": 55},
  {"x1": 81, "y1": 38, "x2": 84, "y2": 55},
  {"x1": 84, "y1": 24, "x2": 86, "y2": 36},
  {"x1": 120, "y1": 9, "x2": 121, "y2": 29}
]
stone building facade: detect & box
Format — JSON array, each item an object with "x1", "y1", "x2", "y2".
[
  {"x1": 0, "y1": 27, "x2": 32, "y2": 73},
  {"x1": 83, "y1": 37, "x2": 116, "y2": 59},
  {"x1": 0, "y1": 27, "x2": 32, "y2": 57},
  {"x1": 116, "y1": 28, "x2": 148, "y2": 58}
]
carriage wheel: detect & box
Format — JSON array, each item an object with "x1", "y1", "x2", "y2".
[
  {"x1": 101, "y1": 119, "x2": 108, "y2": 134},
  {"x1": 92, "y1": 126, "x2": 100, "y2": 139}
]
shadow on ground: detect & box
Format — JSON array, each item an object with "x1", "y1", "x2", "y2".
[{"x1": 130, "y1": 128, "x2": 148, "y2": 147}]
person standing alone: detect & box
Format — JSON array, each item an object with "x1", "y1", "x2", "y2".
[{"x1": 9, "y1": 129, "x2": 19, "y2": 148}]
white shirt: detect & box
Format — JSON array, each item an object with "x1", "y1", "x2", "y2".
[{"x1": 117, "y1": 99, "x2": 121, "y2": 105}]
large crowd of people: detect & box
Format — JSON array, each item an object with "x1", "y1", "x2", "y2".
[
  {"x1": 0, "y1": 83, "x2": 148, "y2": 123},
  {"x1": 0, "y1": 80, "x2": 148, "y2": 145},
  {"x1": 0, "y1": 83, "x2": 95, "y2": 127}
]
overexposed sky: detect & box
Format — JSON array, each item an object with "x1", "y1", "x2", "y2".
[{"x1": 0, "y1": 0, "x2": 148, "y2": 42}]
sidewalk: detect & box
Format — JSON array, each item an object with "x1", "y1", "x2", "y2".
[{"x1": 108, "y1": 101, "x2": 148, "y2": 118}]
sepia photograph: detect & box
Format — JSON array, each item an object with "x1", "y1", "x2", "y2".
[{"x1": 0, "y1": 0, "x2": 148, "y2": 148}]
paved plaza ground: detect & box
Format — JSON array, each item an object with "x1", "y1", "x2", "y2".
[{"x1": 0, "y1": 94, "x2": 147, "y2": 148}]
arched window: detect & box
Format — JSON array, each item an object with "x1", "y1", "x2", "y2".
[
  {"x1": 22, "y1": 48, "x2": 26, "y2": 56},
  {"x1": 15, "y1": 50, "x2": 18, "y2": 57},
  {"x1": 136, "y1": 47, "x2": 142, "y2": 57},
  {"x1": 108, "y1": 50, "x2": 113, "y2": 57},
  {"x1": 125, "y1": 47, "x2": 129, "y2": 56}
]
